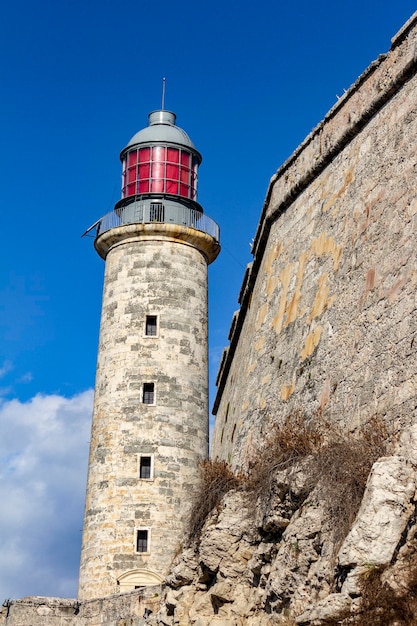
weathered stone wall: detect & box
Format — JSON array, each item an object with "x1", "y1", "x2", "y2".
[
  {"x1": 0, "y1": 587, "x2": 162, "y2": 626},
  {"x1": 212, "y1": 12, "x2": 417, "y2": 468},
  {"x1": 79, "y1": 225, "x2": 218, "y2": 599}
]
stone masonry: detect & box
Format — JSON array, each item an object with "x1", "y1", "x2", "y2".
[
  {"x1": 78, "y1": 224, "x2": 219, "y2": 599},
  {"x1": 212, "y1": 12, "x2": 417, "y2": 469},
  {"x1": 0, "y1": 587, "x2": 162, "y2": 626}
]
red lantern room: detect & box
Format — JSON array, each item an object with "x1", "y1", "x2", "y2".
[
  {"x1": 118, "y1": 110, "x2": 202, "y2": 209},
  {"x1": 87, "y1": 109, "x2": 219, "y2": 246}
]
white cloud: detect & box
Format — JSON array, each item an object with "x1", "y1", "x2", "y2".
[
  {"x1": 17, "y1": 372, "x2": 33, "y2": 384},
  {"x1": 0, "y1": 361, "x2": 12, "y2": 379},
  {"x1": 209, "y1": 345, "x2": 224, "y2": 368},
  {"x1": 0, "y1": 390, "x2": 93, "y2": 600}
]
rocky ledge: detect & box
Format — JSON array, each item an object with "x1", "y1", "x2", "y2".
[{"x1": 148, "y1": 424, "x2": 417, "y2": 625}]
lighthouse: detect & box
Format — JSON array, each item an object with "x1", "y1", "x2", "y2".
[{"x1": 78, "y1": 110, "x2": 220, "y2": 600}]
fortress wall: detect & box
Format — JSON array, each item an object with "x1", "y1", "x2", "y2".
[
  {"x1": 212, "y1": 13, "x2": 417, "y2": 468},
  {"x1": 0, "y1": 588, "x2": 162, "y2": 626}
]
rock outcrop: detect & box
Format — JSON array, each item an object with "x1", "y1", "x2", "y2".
[{"x1": 149, "y1": 426, "x2": 417, "y2": 625}]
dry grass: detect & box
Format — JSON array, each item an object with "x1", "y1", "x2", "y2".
[
  {"x1": 187, "y1": 412, "x2": 389, "y2": 553},
  {"x1": 245, "y1": 409, "x2": 325, "y2": 497},
  {"x1": 245, "y1": 411, "x2": 388, "y2": 548},
  {"x1": 311, "y1": 416, "x2": 388, "y2": 547},
  {"x1": 327, "y1": 560, "x2": 417, "y2": 625},
  {"x1": 358, "y1": 567, "x2": 413, "y2": 626},
  {"x1": 187, "y1": 459, "x2": 242, "y2": 544}
]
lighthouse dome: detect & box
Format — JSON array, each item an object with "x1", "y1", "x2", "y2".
[{"x1": 125, "y1": 110, "x2": 198, "y2": 153}]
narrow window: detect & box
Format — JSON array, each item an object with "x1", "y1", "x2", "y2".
[
  {"x1": 136, "y1": 529, "x2": 148, "y2": 553},
  {"x1": 231, "y1": 424, "x2": 236, "y2": 442},
  {"x1": 139, "y1": 456, "x2": 152, "y2": 479},
  {"x1": 145, "y1": 315, "x2": 157, "y2": 337},
  {"x1": 225, "y1": 402, "x2": 230, "y2": 423},
  {"x1": 142, "y1": 383, "x2": 155, "y2": 405}
]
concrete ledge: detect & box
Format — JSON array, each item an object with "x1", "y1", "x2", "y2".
[{"x1": 95, "y1": 222, "x2": 220, "y2": 264}]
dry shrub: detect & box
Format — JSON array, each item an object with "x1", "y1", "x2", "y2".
[
  {"x1": 311, "y1": 416, "x2": 388, "y2": 547},
  {"x1": 186, "y1": 413, "x2": 389, "y2": 553},
  {"x1": 328, "y1": 562, "x2": 417, "y2": 625},
  {"x1": 187, "y1": 459, "x2": 241, "y2": 544},
  {"x1": 246, "y1": 409, "x2": 325, "y2": 497},
  {"x1": 359, "y1": 567, "x2": 414, "y2": 626},
  {"x1": 245, "y1": 411, "x2": 388, "y2": 549}
]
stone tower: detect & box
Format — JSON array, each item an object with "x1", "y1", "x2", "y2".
[{"x1": 78, "y1": 110, "x2": 220, "y2": 600}]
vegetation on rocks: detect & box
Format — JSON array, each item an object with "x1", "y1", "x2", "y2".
[
  {"x1": 158, "y1": 412, "x2": 417, "y2": 626},
  {"x1": 187, "y1": 458, "x2": 242, "y2": 542},
  {"x1": 188, "y1": 410, "x2": 388, "y2": 551},
  {"x1": 327, "y1": 558, "x2": 417, "y2": 625}
]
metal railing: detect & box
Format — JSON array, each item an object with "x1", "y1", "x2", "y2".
[{"x1": 96, "y1": 203, "x2": 220, "y2": 242}]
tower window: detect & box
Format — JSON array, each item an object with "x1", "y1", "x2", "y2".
[
  {"x1": 139, "y1": 455, "x2": 152, "y2": 479},
  {"x1": 145, "y1": 315, "x2": 158, "y2": 337},
  {"x1": 136, "y1": 529, "x2": 149, "y2": 553},
  {"x1": 142, "y1": 383, "x2": 155, "y2": 405},
  {"x1": 149, "y1": 202, "x2": 164, "y2": 222}
]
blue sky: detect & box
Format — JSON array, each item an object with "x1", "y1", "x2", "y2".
[{"x1": 0, "y1": 0, "x2": 415, "y2": 600}]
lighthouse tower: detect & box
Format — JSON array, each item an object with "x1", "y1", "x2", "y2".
[{"x1": 78, "y1": 110, "x2": 220, "y2": 600}]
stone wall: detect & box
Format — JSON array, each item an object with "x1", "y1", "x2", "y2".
[
  {"x1": 0, "y1": 587, "x2": 162, "y2": 626},
  {"x1": 212, "y1": 12, "x2": 417, "y2": 468}
]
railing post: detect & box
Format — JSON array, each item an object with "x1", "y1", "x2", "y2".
[{"x1": 95, "y1": 204, "x2": 219, "y2": 242}]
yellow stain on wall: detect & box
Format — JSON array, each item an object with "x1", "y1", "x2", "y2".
[
  {"x1": 260, "y1": 398, "x2": 267, "y2": 409},
  {"x1": 248, "y1": 361, "x2": 257, "y2": 373},
  {"x1": 365, "y1": 267, "x2": 376, "y2": 291},
  {"x1": 256, "y1": 302, "x2": 269, "y2": 331},
  {"x1": 242, "y1": 400, "x2": 249, "y2": 411},
  {"x1": 322, "y1": 167, "x2": 355, "y2": 214},
  {"x1": 264, "y1": 242, "x2": 282, "y2": 296},
  {"x1": 255, "y1": 336, "x2": 266, "y2": 352},
  {"x1": 301, "y1": 325, "x2": 323, "y2": 361},
  {"x1": 285, "y1": 251, "x2": 308, "y2": 326},
  {"x1": 264, "y1": 241, "x2": 282, "y2": 275},
  {"x1": 280, "y1": 381, "x2": 296, "y2": 401},
  {"x1": 272, "y1": 263, "x2": 293, "y2": 334},
  {"x1": 262, "y1": 374, "x2": 271, "y2": 385},
  {"x1": 360, "y1": 267, "x2": 376, "y2": 304},
  {"x1": 266, "y1": 275, "x2": 279, "y2": 297},
  {"x1": 310, "y1": 232, "x2": 343, "y2": 270},
  {"x1": 307, "y1": 274, "x2": 336, "y2": 323}
]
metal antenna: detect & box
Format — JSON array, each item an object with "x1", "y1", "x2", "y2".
[{"x1": 161, "y1": 77, "x2": 166, "y2": 110}]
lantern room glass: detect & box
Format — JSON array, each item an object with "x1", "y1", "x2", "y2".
[{"x1": 121, "y1": 146, "x2": 198, "y2": 200}]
